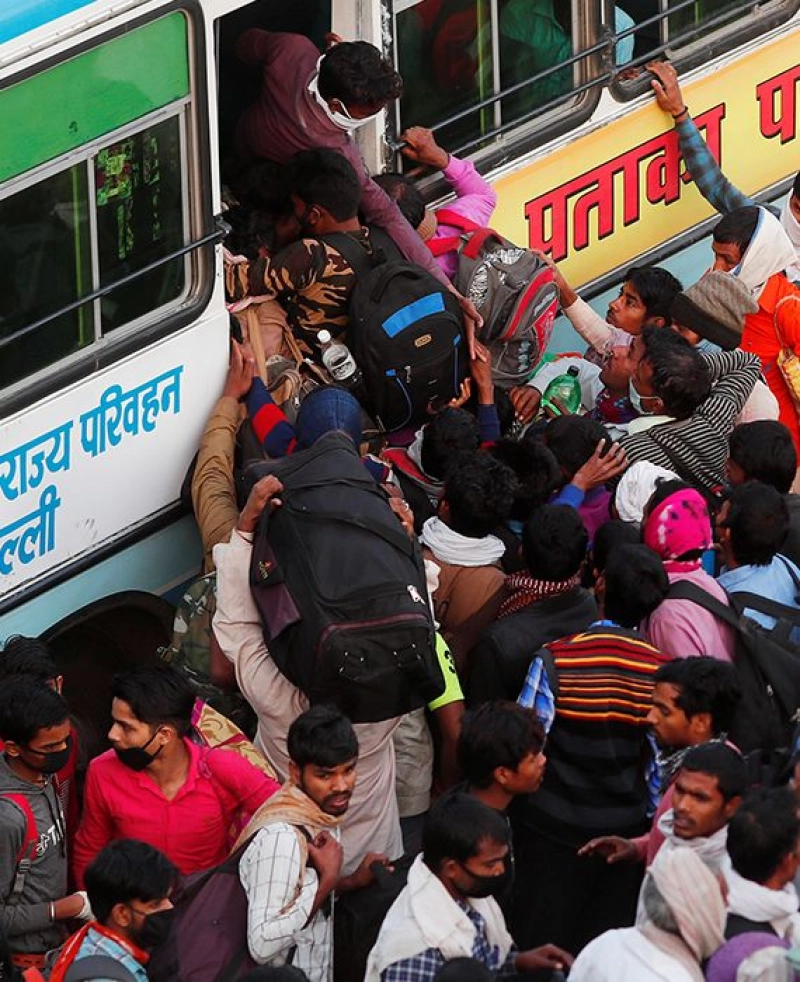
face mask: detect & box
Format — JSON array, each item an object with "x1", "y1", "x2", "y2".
[
  {"x1": 459, "y1": 860, "x2": 512, "y2": 899},
  {"x1": 23, "y1": 734, "x2": 73, "y2": 775},
  {"x1": 308, "y1": 57, "x2": 382, "y2": 132},
  {"x1": 628, "y1": 378, "x2": 658, "y2": 416},
  {"x1": 132, "y1": 907, "x2": 175, "y2": 949},
  {"x1": 114, "y1": 730, "x2": 162, "y2": 772}
]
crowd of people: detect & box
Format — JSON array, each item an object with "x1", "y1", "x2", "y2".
[{"x1": 3, "y1": 28, "x2": 800, "y2": 982}]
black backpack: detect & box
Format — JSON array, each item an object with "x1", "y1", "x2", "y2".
[
  {"x1": 322, "y1": 229, "x2": 467, "y2": 432},
  {"x1": 147, "y1": 836, "x2": 257, "y2": 982},
  {"x1": 667, "y1": 577, "x2": 800, "y2": 753},
  {"x1": 333, "y1": 856, "x2": 413, "y2": 982},
  {"x1": 245, "y1": 433, "x2": 444, "y2": 722}
]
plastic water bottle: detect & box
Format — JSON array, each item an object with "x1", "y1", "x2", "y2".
[
  {"x1": 541, "y1": 364, "x2": 582, "y2": 416},
  {"x1": 317, "y1": 329, "x2": 361, "y2": 388}
]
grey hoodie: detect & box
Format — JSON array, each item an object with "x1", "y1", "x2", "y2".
[{"x1": 0, "y1": 754, "x2": 68, "y2": 954}]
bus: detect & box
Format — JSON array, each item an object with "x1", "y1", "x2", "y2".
[{"x1": 1, "y1": 0, "x2": 798, "y2": 682}]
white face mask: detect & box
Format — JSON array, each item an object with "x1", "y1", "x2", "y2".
[
  {"x1": 308, "y1": 56, "x2": 383, "y2": 133},
  {"x1": 629, "y1": 378, "x2": 656, "y2": 416}
]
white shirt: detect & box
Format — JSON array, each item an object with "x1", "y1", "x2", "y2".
[{"x1": 570, "y1": 928, "x2": 696, "y2": 982}]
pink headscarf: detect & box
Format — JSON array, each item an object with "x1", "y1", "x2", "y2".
[{"x1": 643, "y1": 488, "x2": 712, "y2": 572}]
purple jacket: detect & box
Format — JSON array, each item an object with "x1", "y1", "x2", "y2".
[
  {"x1": 432, "y1": 156, "x2": 497, "y2": 280},
  {"x1": 235, "y1": 30, "x2": 449, "y2": 286}
]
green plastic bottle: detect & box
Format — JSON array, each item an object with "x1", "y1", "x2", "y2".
[{"x1": 541, "y1": 364, "x2": 582, "y2": 416}]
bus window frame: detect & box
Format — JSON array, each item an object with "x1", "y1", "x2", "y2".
[
  {"x1": 607, "y1": 0, "x2": 800, "y2": 103},
  {"x1": 0, "y1": 0, "x2": 216, "y2": 420},
  {"x1": 386, "y1": 0, "x2": 604, "y2": 177},
  {"x1": 387, "y1": 0, "x2": 799, "y2": 178}
]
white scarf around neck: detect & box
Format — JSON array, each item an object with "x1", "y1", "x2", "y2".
[
  {"x1": 727, "y1": 867, "x2": 800, "y2": 944},
  {"x1": 735, "y1": 206, "x2": 798, "y2": 299},
  {"x1": 420, "y1": 516, "x2": 505, "y2": 567},
  {"x1": 655, "y1": 809, "x2": 731, "y2": 871}
]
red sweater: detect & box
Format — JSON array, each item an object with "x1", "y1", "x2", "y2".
[{"x1": 72, "y1": 739, "x2": 279, "y2": 885}]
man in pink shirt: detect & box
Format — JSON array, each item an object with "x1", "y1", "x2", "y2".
[
  {"x1": 580, "y1": 656, "x2": 741, "y2": 866},
  {"x1": 73, "y1": 665, "x2": 279, "y2": 886}
]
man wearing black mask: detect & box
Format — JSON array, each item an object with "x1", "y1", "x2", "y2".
[
  {"x1": 51, "y1": 839, "x2": 177, "y2": 981},
  {"x1": 72, "y1": 664, "x2": 279, "y2": 888},
  {"x1": 0, "y1": 677, "x2": 91, "y2": 969},
  {"x1": 366, "y1": 793, "x2": 573, "y2": 980}
]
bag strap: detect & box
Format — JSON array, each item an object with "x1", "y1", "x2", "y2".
[
  {"x1": 320, "y1": 227, "x2": 402, "y2": 278},
  {"x1": 63, "y1": 955, "x2": 139, "y2": 982},
  {"x1": 434, "y1": 208, "x2": 482, "y2": 234},
  {"x1": 427, "y1": 209, "x2": 483, "y2": 257},
  {"x1": 666, "y1": 580, "x2": 742, "y2": 630},
  {"x1": 282, "y1": 501, "x2": 416, "y2": 558},
  {"x1": 773, "y1": 292, "x2": 800, "y2": 348},
  {"x1": 1, "y1": 792, "x2": 39, "y2": 902}
]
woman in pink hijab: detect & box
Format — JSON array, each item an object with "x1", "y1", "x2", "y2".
[{"x1": 641, "y1": 481, "x2": 736, "y2": 661}]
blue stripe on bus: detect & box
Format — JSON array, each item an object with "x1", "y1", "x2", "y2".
[
  {"x1": 382, "y1": 293, "x2": 444, "y2": 338},
  {"x1": 1, "y1": 0, "x2": 96, "y2": 44}
]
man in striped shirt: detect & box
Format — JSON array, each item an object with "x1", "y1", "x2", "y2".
[
  {"x1": 620, "y1": 326, "x2": 760, "y2": 493},
  {"x1": 511, "y1": 544, "x2": 673, "y2": 956}
]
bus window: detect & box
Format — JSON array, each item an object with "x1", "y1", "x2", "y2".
[
  {"x1": 0, "y1": 164, "x2": 93, "y2": 388},
  {"x1": 0, "y1": 11, "x2": 201, "y2": 396},
  {"x1": 96, "y1": 117, "x2": 186, "y2": 334},
  {"x1": 391, "y1": 0, "x2": 594, "y2": 160}
]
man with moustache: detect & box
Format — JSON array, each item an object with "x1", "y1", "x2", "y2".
[
  {"x1": 234, "y1": 706, "x2": 389, "y2": 982},
  {"x1": 581, "y1": 656, "x2": 742, "y2": 865}
]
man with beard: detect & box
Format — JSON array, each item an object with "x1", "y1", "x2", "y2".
[
  {"x1": 235, "y1": 706, "x2": 389, "y2": 982},
  {"x1": 49, "y1": 840, "x2": 177, "y2": 982},
  {"x1": 72, "y1": 664, "x2": 279, "y2": 886},
  {"x1": 366, "y1": 793, "x2": 573, "y2": 981},
  {"x1": 581, "y1": 656, "x2": 742, "y2": 865}
]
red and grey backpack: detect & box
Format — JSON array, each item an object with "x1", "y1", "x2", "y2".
[
  {"x1": 429, "y1": 209, "x2": 559, "y2": 387},
  {"x1": 1, "y1": 792, "x2": 39, "y2": 903}
]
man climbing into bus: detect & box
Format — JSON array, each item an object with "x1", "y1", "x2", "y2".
[
  {"x1": 233, "y1": 30, "x2": 483, "y2": 347},
  {"x1": 647, "y1": 60, "x2": 800, "y2": 284}
]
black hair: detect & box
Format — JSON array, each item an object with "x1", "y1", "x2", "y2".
[
  {"x1": 287, "y1": 705, "x2": 359, "y2": 769},
  {"x1": 317, "y1": 41, "x2": 403, "y2": 108},
  {"x1": 435, "y1": 959, "x2": 493, "y2": 982},
  {"x1": 727, "y1": 787, "x2": 800, "y2": 885},
  {"x1": 288, "y1": 148, "x2": 361, "y2": 222},
  {"x1": 713, "y1": 205, "x2": 760, "y2": 253},
  {"x1": 458, "y1": 702, "x2": 544, "y2": 789},
  {"x1": 645, "y1": 478, "x2": 694, "y2": 518},
  {"x1": 722, "y1": 481, "x2": 790, "y2": 566},
  {"x1": 680, "y1": 742, "x2": 747, "y2": 802},
  {"x1": 85, "y1": 839, "x2": 177, "y2": 925},
  {"x1": 489, "y1": 437, "x2": 561, "y2": 522},
  {"x1": 653, "y1": 657, "x2": 742, "y2": 735},
  {"x1": 0, "y1": 676, "x2": 69, "y2": 745},
  {"x1": 239, "y1": 970, "x2": 311, "y2": 982},
  {"x1": 422, "y1": 793, "x2": 510, "y2": 873},
  {"x1": 543, "y1": 415, "x2": 612, "y2": 481},
  {"x1": 729, "y1": 421, "x2": 797, "y2": 494},
  {"x1": 626, "y1": 266, "x2": 683, "y2": 322},
  {"x1": 373, "y1": 172, "x2": 425, "y2": 229},
  {"x1": 112, "y1": 664, "x2": 195, "y2": 738},
  {"x1": 793, "y1": 171, "x2": 800, "y2": 200},
  {"x1": 443, "y1": 452, "x2": 518, "y2": 538},
  {"x1": 521, "y1": 505, "x2": 588, "y2": 581},
  {"x1": 0, "y1": 635, "x2": 58, "y2": 683},
  {"x1": 603, "y1": 544, "x2": 669, "y2": 627},
  {"x1": 591, "y1": 519, "x2": 640, "y2": 574},
  {"x1": 640, "y1": 326, "x2": 712, "y2": 420},
  {"x1": 421, "y1": 408, "x2": 481, "y2": 480}
]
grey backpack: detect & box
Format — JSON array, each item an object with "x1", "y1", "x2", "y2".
[{"x1": 429, "y1": 209, "x2": 559, "y2": 387}]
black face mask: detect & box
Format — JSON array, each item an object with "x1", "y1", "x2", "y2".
[
  {"x1": 131, "y1": 907, "x2": 175, "y2": 949},
  {"x1": 459, "y1": 860, "x2": 512, "y2": 900},
  {"x1": 23, "y1": 734, "x2": 73, "y2": 775},
  {"x1": 114, "y1": 730, "x2": 162, "y2": 772}
]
